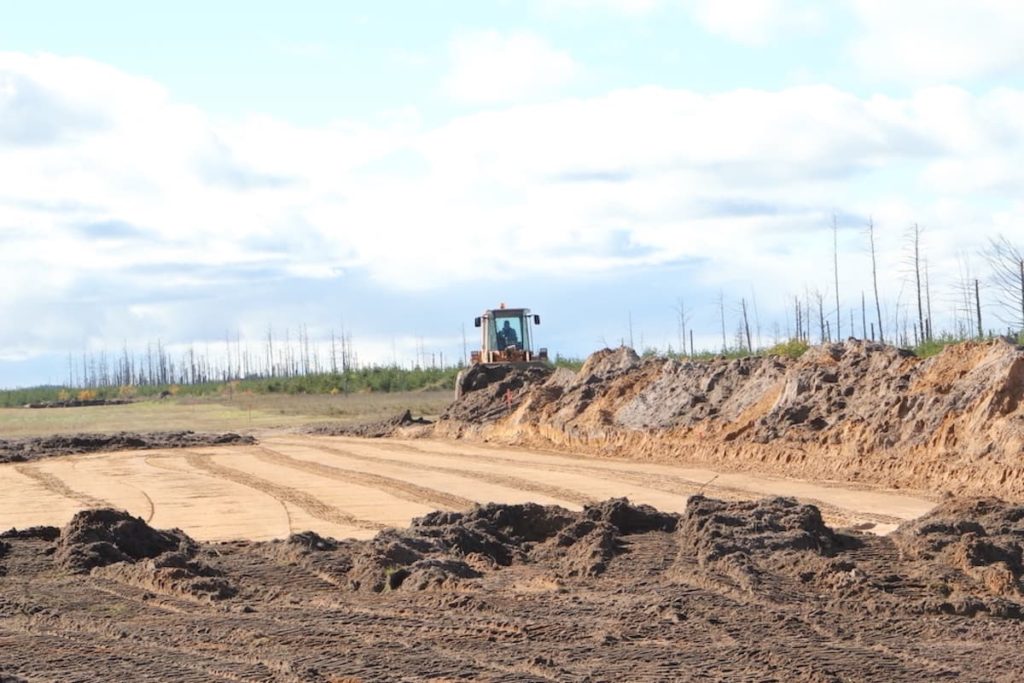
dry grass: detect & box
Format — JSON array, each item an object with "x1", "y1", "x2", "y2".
[{"x1": 0, "y1": 390, "x2": 452, "y2": 438}]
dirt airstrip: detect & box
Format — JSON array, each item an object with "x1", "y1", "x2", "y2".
[{"x1": 4, "y1": 339, "x2": 1024, "y2": 681}]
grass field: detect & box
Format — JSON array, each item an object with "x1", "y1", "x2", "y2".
[{"x1": 0, "y1": 390, "x2": 453, "y2": 438}]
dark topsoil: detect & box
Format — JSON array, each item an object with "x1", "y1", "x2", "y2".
[
  {"x1": 3, "y1": 496, "x2": 1024, "y2": 681},
  {"x1": 0, "y1": 431, "x2": 255, "y2": 464},
  {"x1": 303, "y1": 410, "x2": 432, "y2": 438}
]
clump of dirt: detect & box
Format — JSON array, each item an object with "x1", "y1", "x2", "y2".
[
  {"x1": 97, "y1": 551, "x2": 238, "y2": 601},
  {"x1": 890, "y1": 497, "x2": 1024, "y2": 618},
  {"x1": 440, "y1": 339, "x2": 1024, "y2": 499},
  {"x1": 0, "y1": 431, "x2": 255, "y2": 464},
  {"x1": 0, "y1": 526, "x2": 61, "y2": 542},
  {"x1": 54, "y1": 509, "x2": 236, "y2": 600},
  {"x1": 304, "y1": 410, "x2": 432, "y2": 438},
  {"x1": 677, "y1": 495, "x2": 847, "y2": 589},
  {"x1": 264, "y1": 498, "x2": 673, "y2": 593},
  {"x1": 585, "y1": 497, "x2": 678, "y2": 533},
  {"x1": 23, "y1": 398, "x2": 132, "y2": 409},
  {"x1": 442, "y1": 364, "x2": 553, "y2": 425},
  {"x1": 55, "y1": 509, "x2": 194, "y2": 573}
]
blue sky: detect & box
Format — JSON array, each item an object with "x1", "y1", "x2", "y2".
[{"x1": 2, "y1": 1, "x2": 1024, "y2": 386}]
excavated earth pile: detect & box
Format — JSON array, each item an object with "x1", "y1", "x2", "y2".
[
  {"x1": 0, "y1": 430, "x2": 254, "y2": 463},
  {"x1": 438, "y1": 340, "x2": 1024, "y2": 499},
  {"x1": 303, "y1": 409, "x2": 432, "y2": 438},
  {"x1": 3, "y1": 497, "x2": 1024, "y2": 681}
]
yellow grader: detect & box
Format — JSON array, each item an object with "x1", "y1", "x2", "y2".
[{"x1": 455, "y1": 304, "x2": 550, "y2": 399}]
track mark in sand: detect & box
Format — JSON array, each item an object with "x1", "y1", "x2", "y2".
[
  {"x1": 254, "y1": 446, "x2": 475, "y2": 511},
  {"x1": 144, "y1": 453, "x2": 294, "y2": 536},
  {"x1": 183, "y1": 451, "x2": 386, "y2": 532},
  {"x1": 69, "y1": 458, "x2": 155, "y2": 523},
  {"x1": 280, "y1": 441, "x2": 596, "y2": 507},
  {"x1": 13, "y1": 463, "x2": 111, "y2": 508},
  {"x1": 361, "y1": 441, "x2": 910, "y2": 527}
]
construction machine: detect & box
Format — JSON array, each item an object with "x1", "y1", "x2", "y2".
[{"x1": 455, "y1": 304, "x2": 550, "y2": 399}]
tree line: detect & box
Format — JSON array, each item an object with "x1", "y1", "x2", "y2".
[{"x1": 672, "y1": 227, "x2": 1023, "y2": 357}]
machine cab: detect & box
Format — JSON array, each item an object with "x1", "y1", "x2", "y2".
[{"x1": 472, "y1": 304, "x2": 547, "y2": 364}]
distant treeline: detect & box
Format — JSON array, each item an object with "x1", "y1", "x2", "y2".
[{"x1": 0, "y1": 365, "x2": 458, "y2": 408}]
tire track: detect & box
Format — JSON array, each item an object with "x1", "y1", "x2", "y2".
[
  {"x1": 272, "y1": 440, "x2": 596, "y2": 507},
  {"x1": 326, "y1": 439, "x2": 909, "y2": 527},
  {"x1": 253, "y1": 445, "x2": 475, "y2": 511},
  {"x1": 70, "y1": 457, "x2": 155, "y2": 523},
  {"x1": 182, "y1": 451, "x2": 386, "y2": 532},
  {"x1": 144, "y1": 453, "x2": 294, "y2": 536},
  {"x1": 13, "y1": 463, "x2": 111, "y2": 508}
]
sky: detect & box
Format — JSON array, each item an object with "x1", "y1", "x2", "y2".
[{"x1": 2, "y1": 0, "x2": 1024, "y2": 387}]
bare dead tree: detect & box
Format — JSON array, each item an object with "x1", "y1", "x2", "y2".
[
  {"x1": 924, "y1": 257, "x2": 933, "y2": 341},
  {"x1": 982, "y1": 235, "x2": 1024, "y2": 330},
  {"x1": 832, "y1": 214, "x2": 841, "y2": 339},
  {"x1": 814, "y1": 289, "x2": 826, "y2": 343},
  {"x1": 794, "y1": 295, "x2": 803, "y2": 342},
  {"x1": 675, "y1": 298, "x2": 691, "y2": 357},
  {"x1": 861, "y1": 291, "x2": 867, "y2": 341},
  {"x1": 741, "y1": 298, "x2": 752, "y2": 352},
  {"x1": 718, "y1": 291, "x2": 727, "y2": 352},
  {"x1": 976, "y1": 279, "x2": 984, "y2": 339},
  {"x1": 867, "y1": 218, "x2": 885, "y2": 343},
  {"x1": 906, "y1": 223, "x2": 926, "y2": 343}
]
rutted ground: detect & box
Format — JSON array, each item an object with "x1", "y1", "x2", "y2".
[
  {"x1": 0, "y1": 435, "x2": 934, "y2": 541},
  {"x1": 6, "y1": 339, "x2": 1024, "y2": 680},
  {"x1": 2, "y1": 496, "x2": 1023, "y2": 682}
]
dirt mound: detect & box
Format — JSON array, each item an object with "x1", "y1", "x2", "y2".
[
  {"x1": 0, "y1": 431, "x2": 255, "y2": 464},
  {"x1": 585, "y1": 497, "x2": 678, "y2": 533},
  {"x1": 0, "y1": 526, "x2": 60, "y2": 541},
  {"x1": 24, "y1": 398, "x2": 131, "y2": 409},
  {"x1": 96, "y1": 551, "x2": 238, "y2": 601},
  {"x1": 265, "y1": 498, "x2": 674, "y2": 593},
  {"x1": 442, "y1": 364, "x2": 553, "y2": 425},
  {"x1": 890, "y1": 497, "x2": 1024, "y2": 617},
  {"x1": 55, "y1": 509, "x2": 194, "y2": 574},
  {"x1": 304, "y1": 410, "x2": 431, "y2": 438},
  {"x1": 678, "y1": 495, "x2": 847, "y2": 589},
  {"x1": 54, "y1": 509, "x2": 236, "y2": 600},
  {"x1": 439, "y1": 339, "x2": 1024, "y2": 499}
]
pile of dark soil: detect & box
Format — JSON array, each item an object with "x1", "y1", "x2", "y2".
[
  {"x1": 270, "y1": 497, "x2": 671, "y2": 592},
  {"x1": 677, "y1": 494, "x2": 852, "y2": 589},
  {"x1": 442, "y1": 364, "x2": 554, "y2": 425},
  {"x1": 55, "y1": 509, "x2": 194, "y2": 573},
  {"x1": 0, "y1": 526, "x2": 61, "y2": 541},
  {"x1": 54, "y1": 509, "x2": 235, "y2": 600},
  {"x1": 889, "y1": 497, "x2": 1024, "y2": 617},
  {"x1": 0, "y1": 431, "x2": 255, "y2": 464},
  {"x1": 303, "y1": 409, "x2": 431, "y2": 438},
  {"x1": 23, "y1": 398, "x2": 132, "y2": 409}
]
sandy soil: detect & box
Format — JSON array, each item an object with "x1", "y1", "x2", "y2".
[{"x1": 0, "y1": 435, "x2": 934, "y2": 542}]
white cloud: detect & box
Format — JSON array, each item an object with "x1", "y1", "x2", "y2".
[
  {"x1": 3, "y1": 52, "x2": 1024, "y2": 364},
  {"x1": 687, "y1": 0, "x2": 823, "y2": 45},
  {"x1": 443, "y1": 31, "x2": 578, "y2": 104},
  {"x1": 540, "y1": 0, "x2": 662, "y2": 14},
  {"x1": 541, "y1": 0, "x2": 823, "y2": 43},
  {"x1": 850, "y1": 0, "x2": 1024, "y2": 83}
]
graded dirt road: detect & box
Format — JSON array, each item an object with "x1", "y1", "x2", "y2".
[{"x1": 0, "y1": 434, "x2": 935, "y2": 541}]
